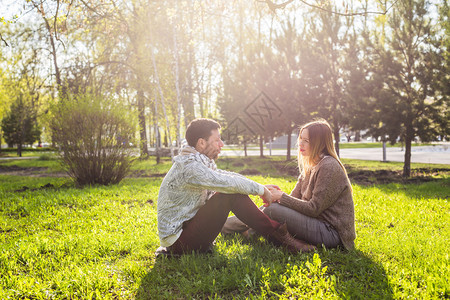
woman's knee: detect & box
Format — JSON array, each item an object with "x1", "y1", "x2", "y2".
[{"x1": 262, "y1": 203, "x2": 283, "y2": 219}]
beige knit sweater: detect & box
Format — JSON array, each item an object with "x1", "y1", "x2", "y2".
[{"x1": 280, "y1": 156, "x2": 356, "y2": 249}]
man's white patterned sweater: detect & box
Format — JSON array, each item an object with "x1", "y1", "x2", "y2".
[{"x1": 157, "y1": 146, "x2": 264, "y2": 247}]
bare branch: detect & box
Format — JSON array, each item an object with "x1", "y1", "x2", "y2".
[
  {"x1": 0, "y1": 33, "x2": 8, "y2": 47},
  {"x1": 54, "y1": 0, "x2": 60, "y2": 41},
  {"x1": 94, "y1": 60, "x2": 136, "y2": 72},
  {"x1": 259, "y1": 0, "x2": 400, "y2": 16},
  {"x1": 257, "y1": 0, "x2": 295, "y2": 12}
]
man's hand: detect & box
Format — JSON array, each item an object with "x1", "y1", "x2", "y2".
[
  {"x1": 261, "y1": 186, "x2": 273, "y2": 207},
  {"x1": 265, "y1": 184, "x2": 281, "y2": 191}
]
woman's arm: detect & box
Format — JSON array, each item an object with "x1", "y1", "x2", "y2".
[
  {"x1": 289, "y1": 176, "x2": 303, "y2": 198},
  {"x1": 268, "y1": 176, "x2": 302, "y2": 202},
  {"x1": 279, "y1": 160, "x2": 347, "y2": 218}
]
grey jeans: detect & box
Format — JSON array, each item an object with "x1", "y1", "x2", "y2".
[{"x1": 222, "y1": 203, "x2": 342, "y2": 248}]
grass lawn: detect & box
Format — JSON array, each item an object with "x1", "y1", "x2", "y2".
[
  {"x1": 0, "y1": 148, "x2": 57, "y2": 158},
  {"x1": 0, "y1": 157, "x2": 449, "y2": 299}
]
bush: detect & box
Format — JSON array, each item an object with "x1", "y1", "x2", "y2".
[
  {"x1": 50, "y1": 94, "x2": 137, "y2": 185},
  {"x1": 38, "y1": 153, "x2": 53, "y2": 161}
]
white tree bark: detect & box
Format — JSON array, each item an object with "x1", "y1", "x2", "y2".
[
  {"x1": 151, "y1": 45, "x2": 174, "y2": 159},
  {"x1": 173, "y1": 3, "x2": 182, "y2": 148}
]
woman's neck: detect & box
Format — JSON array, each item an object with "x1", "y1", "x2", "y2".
[{"x1": 312, "y1": 154, "x2": 323, "y2": 166}]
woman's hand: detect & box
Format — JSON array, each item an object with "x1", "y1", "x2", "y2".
[{"x1": 266, "y1": 185, "x2": 284, "y2": 203}]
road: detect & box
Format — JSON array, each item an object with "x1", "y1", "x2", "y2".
[{"x1": 220, "y1": 144, "x2": 450, "y2": 165}]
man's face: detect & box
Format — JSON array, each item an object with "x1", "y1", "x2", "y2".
[{"x1": 201, "y1": 129, "x2": 224, "y2": 160}]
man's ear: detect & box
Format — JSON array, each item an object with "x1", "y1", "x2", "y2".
[{"x1": 195, "y1": 138, "x2": 206, "y2": 152}]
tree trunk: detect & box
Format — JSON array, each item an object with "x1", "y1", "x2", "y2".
[
  {"x1": 155, "y1": 127, "x2": 161, "y2": 164},
  {"x1": 182, "y1": 48, "x2": 195, "y2": 126},
  {"x1": 34, "y1": 2, "x2": 65, "y2": 97},
  {"x1": 17, "y1": 143, "x2": 22, "y2": 157},
  {"x1": 173, "y1": 11, "x2": 182, "y2": 148},
  {"x1": 355, "y1": 130, "x2": 361, "y2": 142},
  {"x1": 334, "y1": 126, "x2": 340, "y2": 157},
  {"x1": 403, "y1": 126, "x2": 413, "y2": 177},
  {"x1": 182, "y1": 6, "x2": 196, "y2": 127},
  {"x1": 286, "y1": 127, "x2": 293, "y2": 161},
  {"x1": 259, "y1": 135, "x2": 264, "y2": 157},
  {"x1": 137, "y1": 90, "x2": 148, "y2": 157},
  {"x1": 153, "y1": 94, "x2": 161, "y2": 164},
  {"x1": 151, "y1": 45, "x2": 173, "y2": 158},
  {"x1": 244, "y1": 140, "x2": 247, "y2": 157}
]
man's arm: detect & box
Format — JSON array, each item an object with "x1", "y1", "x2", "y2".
[
  {"x1": 184, "y1": 160, "x2": 264, "y2": 196},
  {"x1": 215, "y1": 168, "x2": 247, "y2": 179}
]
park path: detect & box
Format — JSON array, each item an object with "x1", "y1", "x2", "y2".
[
  {"x1": 1, "y1": 144, "x2": 449, "y2": 164},
  {"x1": 221, "y1": 144, "x2": 450, "y2": 165}
]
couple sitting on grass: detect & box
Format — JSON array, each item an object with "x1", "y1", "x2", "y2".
[{"x1": 156, "y1": 118, "x2": 355, "y2": 257}]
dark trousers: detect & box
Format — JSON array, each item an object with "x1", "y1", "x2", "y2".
[{"x1": 169, "y1": 193, "x2": 280, "y2": 254}]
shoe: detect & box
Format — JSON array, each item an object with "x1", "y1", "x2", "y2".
[
  {"x1": 240, "y1": 229, "x2": 256, "y2": 240},
  {"x1": 155, "y1": 243, "x2": 214, "y2": 258},
  {"x1": 155, "y1": 246, "x2": 180, "y2": 259},
  {"x1": 268, "y1": 223, "x2": 317, "y2": 253}
]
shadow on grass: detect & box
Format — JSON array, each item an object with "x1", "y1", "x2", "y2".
[
  {"x1": 136, "y1": 241, "x2": 393, "y2": 299},
  {"x1": 320, "y1": 248, "x2": 394, "y2": 299}
]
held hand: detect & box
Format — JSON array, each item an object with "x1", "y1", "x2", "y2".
[
  {"x1": 261, "y1": 186, "x2": 273, "y2": 207},
  {"x1": 265, "y1": 184, "x2": 281, "y2": 191},
  {"x1": 266, "y1": 186, "x2": 283, "y2": 203}
]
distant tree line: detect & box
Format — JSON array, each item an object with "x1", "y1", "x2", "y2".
[{"x1": 0, "y1": 0, "x2": 448, "y2": 177}]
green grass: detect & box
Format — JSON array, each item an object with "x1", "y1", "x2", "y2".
[
  {"x1": 0, "y1": 156, "x2": 62, "y2": 172},
  {"x1": 0, "y1": 148, "x2": 57, "y2": 157},
  {"x1": 341, "y1": 158, "x2": 450, "y2": 172},
  {"x1": 0, "y1": 158, "x2": 449, "y2": 299}
]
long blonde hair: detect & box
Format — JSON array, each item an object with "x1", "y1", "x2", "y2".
[{"x1": 297, "y1": 119, "x2": 351, "y2": 187}]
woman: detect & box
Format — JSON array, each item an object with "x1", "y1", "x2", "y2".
[{"x1": 222, "y1": 119, "x2": 356, "y2": 250}]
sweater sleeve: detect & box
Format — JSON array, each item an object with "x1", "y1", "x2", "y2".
[
  {"x1": 289, "y1": 176, "x2": 303, "y2": 198},
  {"x1": 216, "y1": 168, "x2": 247, "y2": 179},
  {"x1": 280, "y1": 160, "x2": 346, "y2": 218},
  {"x1": 184, "y1": 160, "x2": 265, "y2": 196}
]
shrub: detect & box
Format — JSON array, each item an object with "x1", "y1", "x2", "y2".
[
  {"x1": 38, "y1": 153, "x2": 53, "y2": 161},
  {"x1": 50, "y1": 94, "x2": 137, "y2": 185}
]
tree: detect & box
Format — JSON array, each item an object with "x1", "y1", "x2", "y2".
[
  {"x1": 1, "y1": 94, "x2": 41, "y2": 156},
  {"x1": 23, "y1": 0, "x2": 73, "y2": 97},
  {"x1": 436, "y1": 0, "x2": 450, "y2": 139},
  {"x1": 265, "y1": 15, "x2": 309, "y2": 160},
  {"x1": 364, "y1": 0, "x2": 447, "y2": 177},
  {"x1": 297, "y1": 2, "x2": 357, "y2": 156},
  {"x1": 0, "y1": 69, "x2": 13, "y2": 151},
  {"x1": 0, "y1": 21, "x2": 50, "y2": 154}
]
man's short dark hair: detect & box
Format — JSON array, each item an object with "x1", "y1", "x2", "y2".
[{"x1": 185, "y1": 118, "x2": 221, "y2": 147}]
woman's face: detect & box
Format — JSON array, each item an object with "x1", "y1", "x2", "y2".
[{"x1": 299, "y1": 128, "x2": 311, "y2": 157}]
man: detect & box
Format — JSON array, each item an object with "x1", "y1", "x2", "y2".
[{"x1": 156, "y1": 118, "x2": 315, "y2": 256}]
